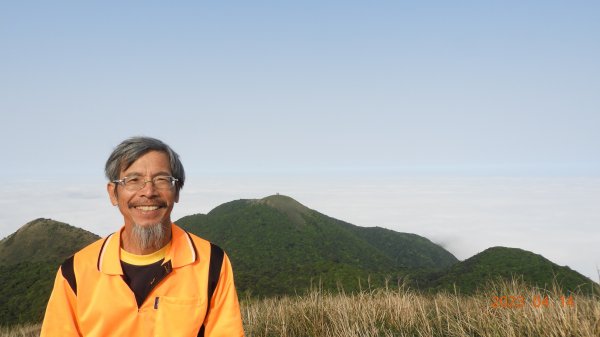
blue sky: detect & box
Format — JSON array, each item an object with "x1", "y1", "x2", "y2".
[{"x1": 1, "y1": 2, "x2": 599, "y2": 279}]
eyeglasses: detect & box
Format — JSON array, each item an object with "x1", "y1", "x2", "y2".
[{"x1": 112, "y1": 175, "x2": 179, "y2": 192}]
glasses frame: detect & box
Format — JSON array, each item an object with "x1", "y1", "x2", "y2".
[{"x1": 112, "y1": 175, "x2": 179, "y2": 192}]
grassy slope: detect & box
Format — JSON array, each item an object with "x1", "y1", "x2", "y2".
[
  {"x1": 7, "y1": 278, "x2": 600, "y2": 337},
  {"x1": 0, "y1": 218, "x2": 100, "y2": 266},
  {"x1": 1, "y1": 196, "x2": 597, "y2": 326},
  {"x1": 424, "y1": 247, "x2": 598, "y2": 295},
  {"x1": 177, "y1": 195, "x2": 459, "y2": 296},
  {"x1": 0, "y1": 219, "x2": 100, "y2": 325}
]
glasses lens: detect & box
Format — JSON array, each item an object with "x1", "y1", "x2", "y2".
[
  {"x1": 153, "y1": 176, "x2": 173, "y2": 189},
  {"x1": 123, "y1": 177, "x2": 144, "y2": 191},
  {"x1": 120, "y1": 176, "x2": 174, "y2": 191}
]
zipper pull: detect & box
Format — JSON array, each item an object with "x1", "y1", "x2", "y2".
[{"x1": 154, "y1": 297, "x2": 160, "y2": 309}]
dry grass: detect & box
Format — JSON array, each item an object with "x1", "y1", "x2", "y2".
[
  {"x1": 243, "y1": 280, "x2": 600, "y2": 337},
  {"x1": 0, "y1": 324, "x2": 40, "y2": 337},
  {"x1": 3, "y1": 280, "x2": 599, "y2": 337}
]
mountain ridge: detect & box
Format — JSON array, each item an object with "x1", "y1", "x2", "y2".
[
  {"x1": 0, "y1": 218, "x2": 100, "y2": 325},
  {"x1": 0, "y1": 194, "x2": 597, "y2": 325},
  {"x1": 429, "y1": 246, "x2": 596, "y2": 293},
  {"x1": 0, "y1": 218, "x2": 100, "y2": 266},
  {"x1": 178, "y1": 195, "x2": 459, "y2": 295}
]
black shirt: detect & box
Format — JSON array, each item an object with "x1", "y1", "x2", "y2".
[{"x1": 121, "y1": 259, "x2": 166, "y2": 307}]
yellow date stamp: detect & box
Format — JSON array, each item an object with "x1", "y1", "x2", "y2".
[{"x1": 490, "y1": 295, "x2": 575, "y2": 309}]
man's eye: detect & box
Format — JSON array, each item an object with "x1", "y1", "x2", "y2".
[
  {"x1": 155, "y1": 177, "x2": 170, "y2": 183},
  {"x1": 126, "y1": 177, "x2": 141, "y2": 183}
]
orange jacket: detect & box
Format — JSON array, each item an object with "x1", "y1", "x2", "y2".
[{"x1": 41, "y1": 224, "x2": 244, "y2": 337}]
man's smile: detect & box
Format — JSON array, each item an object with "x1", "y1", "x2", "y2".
[
  {"x1": 129, "y1": 202, "x2": 168, "y2": 212},
  {"x1": 134, "y1": 205, "x2": 161, "y2": 211}
]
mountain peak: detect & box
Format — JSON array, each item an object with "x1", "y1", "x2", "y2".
[
  {"x1": 256, "y1": 194, "x2": 311, "y2": 213},
  {"x1": 0, "y1": 218, "x2": 100, "y2": 266},
  {"x1": 427, "y1": 245, "x2": 597, "y2": 294},
  {"x1": 254, "y1": 194, "x2": 312, "y2": 225},
  {"x1": 3, "y1": 218, "x2": 62, "y2": 242}
]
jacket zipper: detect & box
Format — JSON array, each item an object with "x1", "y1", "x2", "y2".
[{"x1": 150, "y1": 261, "x2": 173, "y2": 310}]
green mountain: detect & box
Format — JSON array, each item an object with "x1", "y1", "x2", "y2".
[
  {"x1": 0, "y1": 218, "x2": 100, "y2": 266},
  {"x1": 420, "y1": 246, "x2": 599, "y2": 295},
  {"x1": 176, "y1": 194, "x2": 458, "y2": 296},
  {"x1": 0, "y1": 218, "x2": 100, "y2": 325},
  {"x1": 1, "y1": 196, "x2": 598, "y2": 325}
]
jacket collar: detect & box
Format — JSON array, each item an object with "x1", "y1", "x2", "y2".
[{"x1": 97, "y1": 223, "x2": 198, "y2": 275}]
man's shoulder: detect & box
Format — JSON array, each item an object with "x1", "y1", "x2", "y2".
[
  {"x1": 70, "y1": 233, "x2": 114, "y2": 262},
  {"x1": 172, "y1": 225, "x2": 224, "y2": 256},
  {"x1": 173, "y1": 225, "x2": 205, "y2": 250},
  {"x1": 182, "y1": 229, "x2": 210, "y2": 245},
  {"x1": 172, "y1": 223, "x2": 207, "y2": 243}
]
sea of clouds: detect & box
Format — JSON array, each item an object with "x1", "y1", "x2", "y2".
[{"x1": 1, "y1": 174, "x2": 598, "y2": 281}]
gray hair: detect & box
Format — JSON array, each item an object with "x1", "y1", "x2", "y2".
[{"x1": 105, "y1": 136, "x2": 185, "y2": 193}]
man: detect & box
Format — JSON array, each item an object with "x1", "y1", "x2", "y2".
[{"x1": 41, "y1": 137, "x2": 244, "y2": 337}]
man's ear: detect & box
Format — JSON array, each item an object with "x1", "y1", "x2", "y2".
[
  {"x1": 107, "y1": 183, "x2": 118, "y2": 206},
  {"x1": 174, "y1": 189, "x2": 180, "y2": 203}
]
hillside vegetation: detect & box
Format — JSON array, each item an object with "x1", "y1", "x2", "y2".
[
  {"x1": 421, "y1": 247, "x2": 597, "y2": 295},
  {"x1": 1, "y1": 195, "x2": 598, "y2": 327},
  {"x1": 0, "y1": 218, "x2": 99, "y2": 266},
  {"x1": 0, "y1": 219, "x2": 99, "y2": 325},
  {"x1": 242, "y1": 278, "x2": 600, "y2": 337},
  {"x1": 176, "y1": 195, "x2": 458, "y2": 296}
]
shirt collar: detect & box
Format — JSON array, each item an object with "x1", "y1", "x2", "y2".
[{"x1": 97, "y1": 223, "x2": 198, "y2": 275}]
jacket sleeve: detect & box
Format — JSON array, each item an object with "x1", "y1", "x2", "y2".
[
  {"x1": 203, "y1": 253, "x2": 245, "y2": 337},
  {"x1": 40, "y1": 266, "x2": 82, "y2": 337}
]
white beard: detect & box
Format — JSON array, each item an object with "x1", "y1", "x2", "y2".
[{"x1": 131, "y1": 223, "x2": 167, "y2": 251}]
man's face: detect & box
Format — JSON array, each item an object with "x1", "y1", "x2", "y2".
[{"x1": 107, "y1": 150, "x2": 179, "y2": 229}]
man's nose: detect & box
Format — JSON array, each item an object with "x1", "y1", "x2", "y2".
[{"x1": 138, "y1": 179, "x2": 158, "y2": 195}]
